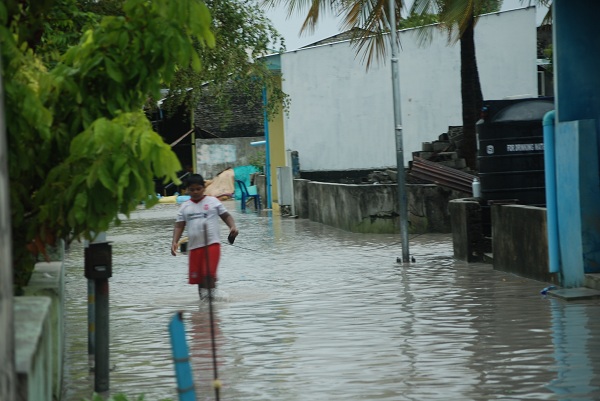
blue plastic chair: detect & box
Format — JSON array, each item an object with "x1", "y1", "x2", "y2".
[
  {"x1": 236, "y1": 180, "x2": 261, "y2": 211},
  {"x1": 233, "y1": 165, "x2": 259, "y2": 200}
]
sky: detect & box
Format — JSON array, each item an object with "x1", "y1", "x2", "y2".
[{"x1": 261, "y1": 0, "x2": 550, "y2": 51}]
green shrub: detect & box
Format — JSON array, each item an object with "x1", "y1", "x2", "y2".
[{"x1": 248, "y1": 150, "x2": 265, "y2": 174}]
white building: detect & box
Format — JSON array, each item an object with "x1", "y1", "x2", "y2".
[{"x1": 277, "y1": 7, "x2": 538, "y2": 172}]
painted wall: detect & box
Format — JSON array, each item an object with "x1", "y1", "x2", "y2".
[
  {"x1": 280, "y1": 7, "x2": 537, "y2": 171},
  {"x1": 290, "y1": 179, "x2": 466, "y2": 234},
  {"x1": 492, "y1": 204, "x2": 557, "y2": 283},
  {"x1": 195, "y1": 137, "x2": 263, "y2": 179},
  {"x1": 267, "y1": 78, "x2": 286, "y2": 203},
  {"x1": 551, "y1": 0, "x2": 600, "y2": 286}
]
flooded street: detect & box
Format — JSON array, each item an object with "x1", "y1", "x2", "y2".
[{"x1": 63, "y1": 202, "x2": 600, "y2": 401}]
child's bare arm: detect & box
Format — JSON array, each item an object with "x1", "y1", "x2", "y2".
[
  {"x1": 171, "y1": 221, "x2": 186, "y2": 256},
  {"x1": 220, "y1": 212, "x2": 239, "y2": 240}
]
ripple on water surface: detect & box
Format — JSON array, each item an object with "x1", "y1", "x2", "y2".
[{"x1": 63, "y1": 203, "x2": 600, "y2": 401}]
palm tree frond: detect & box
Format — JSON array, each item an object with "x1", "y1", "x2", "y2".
[
  {"x1": 335, "y1": 0, "x2": 406, "y2": 67},
  {"x1": 350, "y1": 30, "x2": 388, "y2": 69},
  {"x1": 262, "y1": 0, "x2": 341, "y2": 32}
]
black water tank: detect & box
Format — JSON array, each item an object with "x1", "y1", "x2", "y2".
[{"x1": 476, "y1": 97, "x2": 554, "y2": 236}]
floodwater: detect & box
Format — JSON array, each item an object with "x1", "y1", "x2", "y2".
[{"x1": 62, "y1": 201, "x2": 600, "y2": 401}]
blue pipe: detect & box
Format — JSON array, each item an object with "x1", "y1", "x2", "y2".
[
  {"x1": 169, "y1": 312, "x2": 197, "y2": 401},
  {"x1": 543, "y1": 110, "x2": 561, "y2": 273},
  {"x1": 262, "y1": 86, "x2": 272, "y2": 208}
]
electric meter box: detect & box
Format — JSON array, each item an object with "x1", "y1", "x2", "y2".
[{"x1": 84, "y1": 242, "x2": 113, "y2": 279}]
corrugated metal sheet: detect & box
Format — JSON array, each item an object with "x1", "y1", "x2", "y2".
[{"x1": 409, "y1": 157, "x2": 476, "y2": 194}]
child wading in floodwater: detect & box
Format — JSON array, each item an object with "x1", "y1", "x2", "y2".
[{"x1": 170, "y1": 174, "x2": 239, "y2": 299}]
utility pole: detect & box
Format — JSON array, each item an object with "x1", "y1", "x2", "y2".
[
  {"x1": 0, "y1": 50, "x2": 16, "y2": 401},
  {"x1": 85, "y1": 235, "x2": 112, "y2": 393},
  {"x1": 388, "y1": 0, "x2": 410, "y2": 263}
]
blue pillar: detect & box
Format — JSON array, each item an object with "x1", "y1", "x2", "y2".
[
  {"x1": 555, "y1": 120, "x2": 600, "y2": 286},
  {"x1": 554, "y1": 1, "x2": 600, "y2": 124},
  {"x1": 543, "y1": 111, "x2": 560, "y2": 274},
  {"x1": 553, "y1": 1, "x2": 600, "y2": 286},
  {"x1": 547, "y1": 300, "x2": 598, "y2": 397}
]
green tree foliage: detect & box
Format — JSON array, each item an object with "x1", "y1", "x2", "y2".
[
  {"x1": 263, "y1": 0, "x2": 405, "y2": 68},
  {"x1": 161, "y1": 0, "x2": 287, "y2": 125},
  {"x1": 397, "y1": 11, "x2": 439, "y2": 29},
  {"x1": 40, "y1": 0, "x2": 287, "y2": 124},
  {"x1": 1, "y1": 0, "x2": 215, "y2": 291},
  {"x1": 543, "y1": 44, "x2": 553, "y2": 73},
  {"x1": 408, "y1": 0, "x2": 503, "y2": 170}
]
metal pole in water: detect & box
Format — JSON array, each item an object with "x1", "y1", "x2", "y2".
[
  {"x1": 169, "y1": 312, "x2": 197, "y2": 401},
  {"x1": 388, "y1": 0, "x2": 410, "y2": 263},
  {"x1": 88, "y1": 279, "x2": 95, "y2": 358},
  {"x1": 94, "y1": 278, "x2": 109, "y2": 393},
  {"x1": 86, "y1": 232, "x2": 106, "y2": 359},
  {"x1": 204, "y1": 225, "x2": 221, "y2": 401},
  {"x1": 0, "y1": 53, "x2": 16, "y2": 401}
]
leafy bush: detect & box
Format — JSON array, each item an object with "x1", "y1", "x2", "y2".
[
  {"x1": 248, "y1": 150, "x2": 266, "y2": 174},
  {"x1": 3, "y1": 0, "x2": 213, "y2": 291}
]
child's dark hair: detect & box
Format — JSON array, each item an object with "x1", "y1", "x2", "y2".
[{"x1": 184, "y1": 173, "x2": 205, "y2": 187}]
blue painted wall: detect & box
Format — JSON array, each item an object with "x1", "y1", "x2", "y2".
[
  {"x1": 554, "y1": 2, "x2": 600, "y2": 125},
  {"x1": 553, "y1": 1, "x2": 600, "y2": 285}
]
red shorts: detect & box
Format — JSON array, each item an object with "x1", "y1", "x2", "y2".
[{"x1": 188, "y1": 243, "x2": 220, "y2": 287}]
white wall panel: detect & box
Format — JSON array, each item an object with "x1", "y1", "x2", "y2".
[{"x1": 280, "y1": 7, "x2": 537, "y2": 171}]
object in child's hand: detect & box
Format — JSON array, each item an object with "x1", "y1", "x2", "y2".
[{"x1": 228, "y1": 233, "x2": 236, "y2": 245}]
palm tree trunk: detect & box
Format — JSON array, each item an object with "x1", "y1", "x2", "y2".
[{"x1": 459, "y1": 11, "x2": 484, "y2": 171}]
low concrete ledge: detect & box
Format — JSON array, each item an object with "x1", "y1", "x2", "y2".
[
  {"x1": 548, "y1": 287, "x2": 600, "y2": 301},
  {"x1": 23, "y1": 261, "x2": 65, "y2": 400},
  {"x1": 449, "y1": 198, "x2": 487, "y2": 262},
  {"x1": 15, "y1": 296, "x2": 53, "y2": 401},
  {"x1": 257, "y1": 173, "x2": 467, "y2": 234},
  {"x1": 306, "y1": 181, "x2": 399, "y2": 234},
  {"x1": 492, "y1": 204, "x2": 558, "y2": 283},
  {"x1": 291, "y1": 178, "x2": 466, "y2": 234}
]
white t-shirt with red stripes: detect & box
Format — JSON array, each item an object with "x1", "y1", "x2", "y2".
[{"x1": 175, "y1": 196, "x2": 227, "y2": 250}]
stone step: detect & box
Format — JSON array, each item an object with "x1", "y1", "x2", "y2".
[
  {"x1": 433, "y1": 141, "x2": 451, "y2": 152},
  {"x1": 584, "y1": 273, "x2": 600, "y2": 291},
  {"x1": 548, "y1": 287, "x2": 600, "y2": 301},
  {"x1": 437, "y1": 151, "x2": 458, "y2": 160}
]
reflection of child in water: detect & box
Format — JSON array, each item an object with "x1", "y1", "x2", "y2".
[
  {"x1": 188, "y1": 310, "x2": 223, "y2": 390},
  {"x1": 171, "y1": 174, "x2": 238, "y2": 299}
]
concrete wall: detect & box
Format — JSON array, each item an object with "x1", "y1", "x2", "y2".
[
  {"x1": 23, "y1": 261, "x2": 65, "y2": 400},
  {"x1": 492, "y1": 204, "x2": 558, "y2": 283},
  {"x1": 15, "y1": 297, "x2": 53, "y2": 401},
  {"x1": 14, "y1": 250, "x2": 65, "y2": 401},
  {"x1": 196, "y1": 136, "x2": 264, "y2": 179},
  {"x1": 280, "y1": 7, "x2": 537, "y2": 172},
  {"x1": 291, "y1": 179, "x2": 467, "y2": 234},
  {"x1": 267, "y1": 78, "x2": 286, "y2": 205},
  {"x1": 449, "y1": 198, "x2": 490, "y2": 262}
]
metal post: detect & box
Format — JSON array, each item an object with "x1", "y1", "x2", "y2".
[
  {"x1": 286, "y1": 150, "x2": 296, "y2": 216},
  {"x1": 388, "y1": 0, "x2": 410, "y2": 263},
  {"x1": 94, "y1": 278, "x2": 109, "y2": 393},
  {"x1": 86, "y1": 232, "x2": 105, "y2": 359},
  {"x1": 190, "y1": 108, "x2": 196, "y2": 174},
  {"x1": 262, "y1": 86, "x2": 273, "y2": 209},
  {"x1": 84, "y1": 233, "x2": 111, "y2": 393},
  {"x1": 0, "y1": 49, "x2": 16, "y2": 401},
  {"x1": 88, "y1": 279, "x2": 95, "y2": 358},
  {"x1": 169, "y1": 313, "x2": 197, "y2": 401}
]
